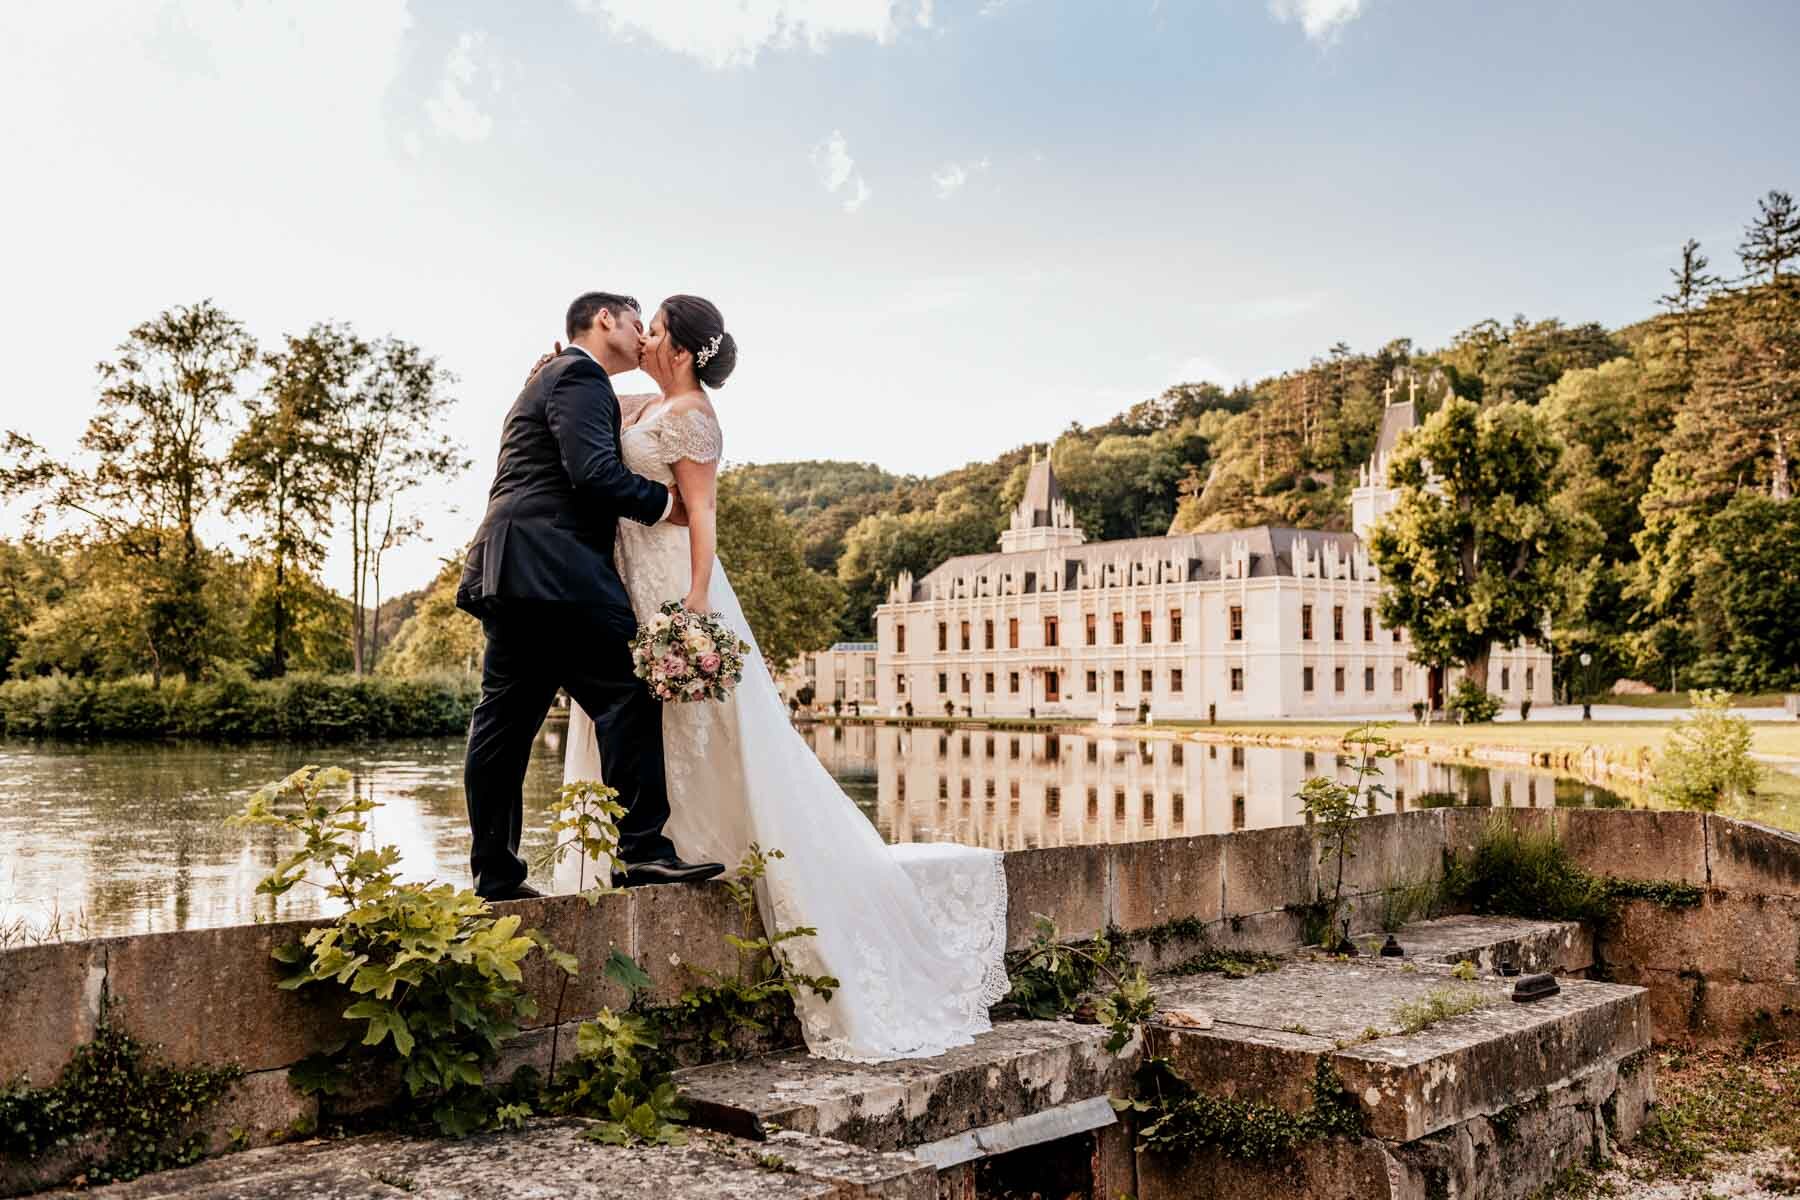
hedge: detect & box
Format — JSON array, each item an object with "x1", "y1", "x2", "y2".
[{"x1": 0, "y1": 673, "x2": 480, "y2": 742}]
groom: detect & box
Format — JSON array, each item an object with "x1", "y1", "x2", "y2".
[{"x1": 456, "y1": 290, "x2": 725, "y2": 900}]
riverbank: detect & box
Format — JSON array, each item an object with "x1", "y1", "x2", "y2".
[{"x1": 0, "y1": 673, "x2": 478, "y2": 742}]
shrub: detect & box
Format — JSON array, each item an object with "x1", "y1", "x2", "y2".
[
  {"x1": 1296, "y1": 723, "x2": 1395, "y2": 950},
  {"x1": 1652, "y1": 690, "x2": 1761, "y2": 812},
  {"x1": 1442, "y1": 816, "x2": 1612, "y2": 924},
  {"x1": 0, "y1": 672, "x2": 477, "y2": 741},
  {"x1": 1446, "y1": 678, "x2": 1501, "y2": 723},
  {"x1": 231, "y1": 766, "x2": 575, "y2": 1137}
]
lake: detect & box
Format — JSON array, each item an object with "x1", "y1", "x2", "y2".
[{"x1": 0, "y1": 719, "x2": 1627, "y2": 941}]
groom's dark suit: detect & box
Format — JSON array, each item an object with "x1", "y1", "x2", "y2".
[{"x1": 457, "y1": 347, "x2": 676, "y2": 896}]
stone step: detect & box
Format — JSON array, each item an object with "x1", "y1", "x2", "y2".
[
  {"x1": 673, "y1": 1019, "x2": 1132, "y2": 1152},
  {"x1": 36, "y1": 1120, "x2": 935, "y2": 1200},
  {"x1": 1365, "y1": 913, "x2": 1595, "y2": 976},
  {"x1": 1149, "y1": 957, "x2": 1650, "y2": 1142}
]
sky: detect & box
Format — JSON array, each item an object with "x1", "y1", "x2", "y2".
[{"x1": 1, "y1": 0, "x2": 1795, "y2": 595}]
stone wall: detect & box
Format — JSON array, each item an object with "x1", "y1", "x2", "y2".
[{"x1": 1, "y1": 808, "x2": 1795, "y2": 1189}]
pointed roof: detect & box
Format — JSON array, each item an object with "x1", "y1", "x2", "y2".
[
  {"x1": 1374, "y1": 399, "x2": 1417, "y2": 462},
  {"x1": 1018, "y1": 455, "x2": 1064, "y2": 528}
]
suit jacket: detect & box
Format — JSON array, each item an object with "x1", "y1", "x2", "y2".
[{"x1": 455, "y1": 348, "x2": 669, "y2": 627}]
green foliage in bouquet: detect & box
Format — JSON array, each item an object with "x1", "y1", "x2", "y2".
[{"x1": 230, "y1": 766, "x2": 576, "y2": 1137}]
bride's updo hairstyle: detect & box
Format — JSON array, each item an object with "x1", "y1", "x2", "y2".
[{"x1": 661, "y1": 294, "x2": 737, "y2": 389}]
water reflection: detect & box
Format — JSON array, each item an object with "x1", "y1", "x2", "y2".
[
  {"x1": 801, "y1": 725, "x2": 1625, "y2": 852},
  {"x1": 1, "y1": 722, "x2": 1625, "y2": 942}
]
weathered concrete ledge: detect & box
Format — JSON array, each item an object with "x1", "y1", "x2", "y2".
[
  {"x1": 31, "y1": 1121, "x2": 936, "y2": 1200},
  {"x1": 3, "y1": 809, "x2": 1797, "y2": 1196}
]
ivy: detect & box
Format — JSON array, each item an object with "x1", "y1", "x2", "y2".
[
  {"x1": 640, "y1": 845, "x2": 840, "y2": 1062},
  {"x1": 0, "y1": 1019, "x2": 242, "y2": 1184},
  {"x1": 1117, "y1": 1055, "x2": 1365, "y2": 1160},
  {"x1": 1001, "y1": 915, "x2": 1152, "y2": 1054}
]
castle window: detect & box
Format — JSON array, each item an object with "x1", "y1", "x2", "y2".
[
  {"x1": 1140, "y1": 611, "x2": 1153, "y2": 644},
  {"x1": 1172, "y1": 791, "x2": 1185, "y2": 824},
  {"x1": 1113, "y1": 670, "x2": 1125, "y2": 693},
  {"x1": 961, "y1": 778, "x2": 971, "y2": 799},
  {"x1": 1301, "y1": 604, "x2": 1313, "y2": 640},
  {"x1": 896, "y1": 624, "x2": 906, "y2": 653},
  {"x1": 1112, "y1": 612, "x2": 1125, "y2": 645},
  {"x1": 985, "y1": 779, "x2": 996, "y2": 799},
  {"x1": 1393, "y1": 627, "x2": 1402, "y2": 643},
  {"x1": 1333, "y1": 605, "x2": 1345, "y2": 641},
  {"x1": 960, "y1": 673, "x2": 970, "y2": 694},
  {"x1": 1394, "y1": 666, "x2": 1403, "y2": 692},
  {"x1": 1229, "y1": 606, "x2": 1244, "y2": 641},
  {"x1": 1232, "y1": 793, "x2": 1246, "y2": 831},
  {"x1": 1526, "y1": 667, "x2": 1535, "y2": 693},
  {"x1": 1114, "y1": 788, "x2": 1127, "y2": 820},
  {"x1": 984, "y1": 672, "x2": 995, "y2": 693},
  {"x1": 1010, "y1": 737, "x2": 1021, "y2": 759},
  {"x1": 1501, "y1": 667, "x2": 1511, "y2": 692},
  {"x1": 985, "y1": 619, "x2": 994, "y2": 650},
  {"x1": 1363, "y1": 608, "x2": 1374, "y2": 641},
  {"x1": 1170, "y1": 669, "x2": 1184, "y2": 693},
  {"x1": 1009, "y1": 672, "x2": 1020, "y2": 694},
  {"x1": 1087, "y1": 741, "x2": 1098, "y2": 763},
  {"x1": 1046, "y1": 786, "x2": 1061, "y2": 816},
  {"x1": 1172, "y1": 743, "x2": 1185, "y2": 765},
  {"x1": 1364, "y1": 667, "x2": 1375, "y2": 692},
  {"x1": 1045, "y1": 670, "x2": 1061, "y2": 701},
  {"x1": 1334, "y1": 666, "x2": 1346, "y2": 693},
  {"x1": 1142, "y1": 791, "x2": 1154, "y2": 821},
  {"x1": 960, "y1": 621, "x2": 970, "y2": 651},
  {"x1": 1009, "y1": 779, "x2": 1020, "y2": 802},
  {"x1": 1232, "y1": 746, "x2": 1245, "y2": 768},
  {"x1": 1170, "y1": 609, "x2": 1183, "y2": 642},
  {"x1": 937, "y1": 622, "x2": 947, "y2": 652},
  {"x1": 1085, "y1": 613, "x2": 1097, "y2": 645},
  {"x1": 1044, "y1": 616, "x2": 1059, "y2": 647},
  {"x1": 937, "y1": 673, "x2": 947, "y2": 694},
  {"x1": 1140, "y1": 669, "x2": 1153, "y2": 693},
  {"x1": 1008, "y1": 618, "x2": 1019, "y2": 649},
  {"x1": 1087, "y1": 787, "x2": 1099, "y2": 820},
  {"x1": 1230, "y1": 666, "x2": 1244, "y2": 692},
  {"x1": 938, "y1": 776, "x2": 948, "y2": 799},
  {"x1": 1086, "y1": 670, "x2": 1098, "y2": 693},
  {"x1": 938, "y1": 734, "x2": 948, "y2": 757},
  {"x1": 1303, "y1": 666, "x2": 1315, "y2": 693}
]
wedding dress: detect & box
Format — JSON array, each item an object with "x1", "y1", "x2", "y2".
[{"x1": 559, "y1": 399, "x2": 1009, "y2": 1063}]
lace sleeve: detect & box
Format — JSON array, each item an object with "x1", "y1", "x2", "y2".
[{"x1": 661, "y1": 407, "x2": 724, "y2": 465}]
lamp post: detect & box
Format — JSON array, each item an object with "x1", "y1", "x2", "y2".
[{"x1": 1579, "y1": 652, "x2": 1593, "y2": 722}]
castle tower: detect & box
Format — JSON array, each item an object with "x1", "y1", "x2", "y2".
[
  {"x1": 1351, "y1": 381, "x2": 1418, "y2": 545},
  {"x1": 999, "y1": 454, "x2": 1086, "y2": 553}
]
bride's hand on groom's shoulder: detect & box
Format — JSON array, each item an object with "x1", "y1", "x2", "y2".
[{"x1": 524, "y1": 342, "x2": 562, "y2": 386}]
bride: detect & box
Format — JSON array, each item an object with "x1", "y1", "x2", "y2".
[{"x1": 557, "y1": 295, "x2": 1009, "y2": 1064}]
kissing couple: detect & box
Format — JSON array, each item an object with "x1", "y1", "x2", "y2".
[{"x1": 455, "y1": 291, "x2": 1009, "y2": 1063}]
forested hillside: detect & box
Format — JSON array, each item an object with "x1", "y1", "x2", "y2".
[{"x1": 725, "y1": 189, "x2": 1800, "y2": 695}]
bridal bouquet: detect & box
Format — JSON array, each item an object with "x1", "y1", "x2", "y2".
[{"x1": 630, "y1": 601, "x2": 750, "y2": 703}]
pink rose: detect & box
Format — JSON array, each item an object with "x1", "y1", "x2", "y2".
[
  {"x1": 698, "y1": 653, "x2": 721, "y2": 675},
  {"x1": 660, "y1": 653, "x2": 686, "y2": 677}
]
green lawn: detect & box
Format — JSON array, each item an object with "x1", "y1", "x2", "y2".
[{"x1": 1601, "y1": 691, "x2": 1789, "y2": 709}]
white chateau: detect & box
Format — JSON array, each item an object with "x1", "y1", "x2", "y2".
[{"x1": 871, "y1": 397, "x2": 1552, "y2": 720}]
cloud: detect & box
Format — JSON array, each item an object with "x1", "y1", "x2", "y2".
[
  {"x1": 932, "y1": 156, "x2": 990, "y2": 198},
  {"x1": 425, "y1": 31, "x2": 495, "y2": 142},
  {"x1": 813, "y1": 130, "x2": 872, "y2": 212},
  {"x1": 1267, "y1": 0, "x2": 1365, "y2": 42},
  {"x1": 573, "y1": 0, "x2": 930, "y2": 69}
]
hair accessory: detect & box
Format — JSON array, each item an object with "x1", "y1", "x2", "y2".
[{"x1": 695, "y1": 333, "x2": 724, "y2": 369}]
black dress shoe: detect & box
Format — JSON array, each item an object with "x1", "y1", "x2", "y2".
[
  {"x1": 612, "y1": 858, "x2": 727, "y2": 889},
  {"x1": 483, "y1": 882, "x2": 545, "y2": 902}
]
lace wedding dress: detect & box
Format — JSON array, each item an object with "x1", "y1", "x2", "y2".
[{"x1": 559, "y1": 399, "x2": 1009, "y2": 1063}]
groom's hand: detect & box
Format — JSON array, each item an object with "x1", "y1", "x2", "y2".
[
  {"x1": 524, "y1": 342, "x2": 562, "y2": 387},
  {"x1": 666, "y1": 487, "x2": 690, "y2": 527}
]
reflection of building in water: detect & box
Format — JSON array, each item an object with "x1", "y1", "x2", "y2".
[
  {"x1": 805, "y1": 726, "x2": 1571, "y2": 852},
  {"x1": 777, "y1": 642, "x2": 878, "y2": 711},
  {"x1": 872, "y1": 398, "x2": 1552, "y2": 720}
]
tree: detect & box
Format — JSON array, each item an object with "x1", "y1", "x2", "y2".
[
  {"x1": 715, "y1": 476, "x2": 843, "y2": 673},
  {"x1": 381, "y1": 560, "x2": 484, "y2": 677},
  {"x1": 1659, "y1": 239, "x2": 1722, "y2": 374},
  {"x1": 1689, "y1": 493, "x2": 1800, "y2": 689},
  {"x1": 228, "y1": 325, "x2": 349, "y2": 676},
  {"x1": 1738, "y1": 189, "x2": 1800, "y2": 285},
  {"x1": 1652, "y1": 691, "x2": 1760, "y2": 812},
  {"x1": 332, "y1": 337, "x2": 465, "y2": 674},
  {"x1": 1368, "y1": 397, "x2": 1584, "y2": 691},
  {"x1": 0, "y1": 539, "x2": 64, "y2": 676},
  {"x1": 0, "y1": 301, "x2": 258, "y2": 683}
]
